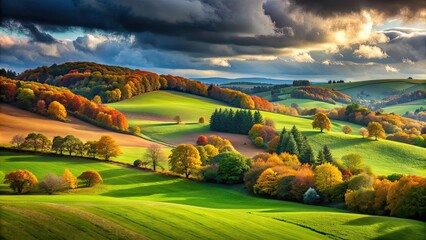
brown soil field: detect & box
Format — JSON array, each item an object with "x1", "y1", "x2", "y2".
[{"x1": 0, "y1": 103, "x2": 160, "y2": 148}]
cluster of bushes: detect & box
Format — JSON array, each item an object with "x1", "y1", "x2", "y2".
[
  {"x1": 327, "y1": 103, "x2": 426, "y2": 146},
  {"x1": 0, "y1": 77, "x2": 128, "y2": 131},
  {"x1": 3, "y1": 169, "x2": 102, "y2": 194},
  {"x1": 10, "y1": 133, "x2": 121, "y2": 160},
  {"x1": 291, "y1": 86, "x2": 352, "y2": 104},
  {"x1": 369, "y1": 90, "x2": 426, "y2": 110},
  {"x1": 403, "y1": 107, "x2": 426, "y2": 121},
  {"x1": 210, "y1": 108, "x2": 264, "y2": 134},
  {"x1": 245, "y1": 151, "x2": 425, "y2": 220},
  {"x1": 167, "y1": 135, "x2": 239, "y2": 179}
]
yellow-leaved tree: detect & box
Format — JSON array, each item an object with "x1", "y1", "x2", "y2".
[
  {"x1": 169, "y1": 144, "x2": 201, "y2": 178},
  {"x1": 63, "y1": 169, "x2": 78, "y2": 189},
  {"x1": 47, "y1": 101, "x2": 67, "y2": 120},
  {"x1": 96, "y1": 135, "x2": 122, "y2": 160},
  {"x1": 314, "y1": 162, "x2": 342, "y2": 201},
  {"x1": 312, "y1": 112, "x2": 332, "y2": 133},
  {"x1": 4, "y1": 170, "x2": 38, "y2": 193},
  {"x1": 367, "y1": 122, "x2": 386, "y2": 140},
  {"x1": 253, "y1": 168, "x2": 280, "y2": 196}
]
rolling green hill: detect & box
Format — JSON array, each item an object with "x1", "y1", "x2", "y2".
[
  {"x1": 109, "y1": 91, "x2": 426, "y2": 176},
  {"x1": 1, "y1": 151, "x2": 425, "y2": 240},
  {"x1": 275, "y1": 98, "x2": 344, "y2": 110},
  {"x1": 382, "y1": 99, "x2": 425, "y2": 115}
]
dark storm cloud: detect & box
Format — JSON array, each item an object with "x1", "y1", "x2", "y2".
[
  {"x1": 1, "y1": 21, "x2": 57, "y2": 43},
  {"x1": 289, "y1": 0, "x2": 426, "y2": 18}
]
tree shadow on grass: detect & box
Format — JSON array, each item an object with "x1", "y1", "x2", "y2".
[{"x1": 98, "y1": 168, "x2": 173, "y2": 185}]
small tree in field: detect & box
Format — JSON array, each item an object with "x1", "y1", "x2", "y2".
[
  {"x1": 359, "y1": 127, "x2": 369, "y2": 139},
  {"x1": 312, "y1": 112, "x2": 332, "y2": 132},
  {"x1": 10, "y1": 135, "x2": 25, "y2": 149},
  {"x1": 133, "y1": 159, "x2": 143, "y2": 168},
  {"x1": 47, "y1": 101, "x2": 67, "y2": 120},
  {"x1": 169, "y1": 144, "x2": 201, "y2": 178},
  {"x1": 96, "y1": 135, "x2": 121, "y2": 160},
  {"x1": 4, "y1": 170, "x2": 38, "y2": 194},
  {"x1": 78, "y1": 170, "x2": 103, "y2": 187},
  {"x1": 39, "y1": 174, "x2": 67, "y2": 195},
  {"x1": 342, "y1": 125, "x2": 353, "y2": 134},
  {"x1": 368, "y1": 122, "x2": 386, "y2": 140},
  {"x1": 199, "y1": 116, "x2": 206, "y2": 124},
  {"x1": 174, "y1": 115, "x2": 182, "y2": 124},
  {"x1": 63, "y1": 169, "x2": 78, "y2": 189},
  {"x1": 144, "y1": 144, "x2": 165, "y2": 171}
]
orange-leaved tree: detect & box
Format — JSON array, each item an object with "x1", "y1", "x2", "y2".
[
  {"x1": 4, "y1": 170, "x2": 38, "y2": 193},
  {"x1": 96, "y1": 135, "x2": 122, "y2": 160},
  {"x1": 78, "y1": 170, "x2": 103, "y2": 187},
  {"x1": 47, "y1": 100, "x2": 67, "y2": 120},
  {"x1": 368, "y1": 122, "x2": 386, "y2": 140},
  {"x1": 312, "y1": 112, "x2": 332, "y2": 132}
]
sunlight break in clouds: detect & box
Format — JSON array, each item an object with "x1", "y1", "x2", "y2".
[{"x1": 354, "y1": 45, "x2": 389, "y2": 59}]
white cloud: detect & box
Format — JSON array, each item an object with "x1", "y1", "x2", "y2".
[
  {"x1": 385, "y1": 65, "x2": 399, "y2": 72},
  {"x1": 291, "y1": 52, "x2": 315, "y2": 63},
  {"x1": 402, "y1": 58, "x2": 415, "y2": 64},
  {"x1": 354, "y1": 45, "x2": 389, "y2": 59},
  {"x1": 322, "y1": 60, "x2": 344, "y2": 65},
  {"x1": 209, "y1": 58, "x2": 231, "y2": 67},
  {"x1": 73, "y1": 34, "x2": 107, "y2": 51}
]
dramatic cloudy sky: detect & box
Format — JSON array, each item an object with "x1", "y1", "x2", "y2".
[{"x1": 1, "y1": 0, "x2": 425, "y2": 81}]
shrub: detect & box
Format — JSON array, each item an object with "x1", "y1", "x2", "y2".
[
  {"x1": 342, "y1": 153, "x2": 365, "y2": 175},
  {"x1": 39, "y1": 174, "x2": 67, "y2": 195},
  {"x1": 202, "y1": 165, "x2": 218, "y2": 182},
  {"x1": 254, "y1": 137, "x2": 264, "y2": 147},
  {"x1": 133, "y1": 159, "x2": 143, "y2": 167},
  {"x1": 196, "y1": 135, "x2": 208, "y2": 145},
  {"x1": 254, "y1": 168, "x2": 280, "y2": 196},
  {"x1": 386, "y1": 173, "x2": 404, "y2": 182},
  {"x1": 348, "y1": 173, "x2": 374, "y2": 190},
  {"x1": 244, "y1": 163, "x2": 273, "y2": 192},
  {"x1": 345, "y1": 188, "x2": 376, "y2": 214},
  {"x1": 342, "y1": 125, "x2": 353, "y2": 134},
  {"x1": 130, "y1": 126, "x2": 141, "y2": 135},
  {"x1": 199, "y1": 116, "x2": 206, "y2": 123},
  {"x1": 216, "y1": 152, "x2": 251, "y2": 184},
  {"x1": 78, "y1": 170, "x2": 103, "y2": 187},
  {"x1": 63, "y1": 169, "x2": 78, "y2": 189},
  {"x1": 303, "y1": 187, "x2": 320, "y2": 204}
]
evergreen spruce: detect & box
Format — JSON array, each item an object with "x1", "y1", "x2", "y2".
[
  {"x1": 253, "y1": 110, "x2": 264, "y2": 125},
  {"x1": 285, "y1": 134, "x2": 299, "y2": 155},
  {"x1": 300, "y1": 142, "x2": 315, "y2": 164},
  {"x1": 316, "y1": 150, "x2": 326, "y2": 165},
  {"x1": 323, "y1": 145, "x2": 333, "y2": 163},
  {"x1": 291, "y1": 125, "x2": 304, "y2": 152},
  {"x1": 276, "y1": 127, "x2": 286, "y2": 154}
]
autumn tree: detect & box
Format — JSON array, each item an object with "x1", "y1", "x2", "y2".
[
  {"x1": 92, "y1": 95, "x2": 102, "y2": 104},
  {"x1": 63, "y1": 169, "x2": 78, "y2": 189},
  {"x1": 22, "y1": 133, "x2": 51, "y2": 152},
  {"x1": 39, "y1": 174, "x2": 67, "y2": 195},
  {"x1": 10, "y1": 135, "x2": 25, "y2": 149},
  {"x1": 254, "y1": 168, "x2": 280, "y2": 196},
  {"x1": 314, "y1": 162, "x2": 343, "y2": 201},
  {"x1": 359, "y1": 127, "x2": 369, "y2": 139},
  {"x1": 312, "y1": 112, "x2": 332, "y2": 132},
  {"x1": 290, "y1": 166, "x2": 315, "y2": 201},
  {"x1": 342, "y1": 125, "x2": 353, "y2": 134},
  {"x1": 130, "y1": 126, "x2": 141, "y2": 135},
  {"x1": 368, "y1": 122, "x2": 386, "y2": 140},
  {"x1": 169, "y1": 144, "x2": 201, "y2": 178},
  {"x1": 144, "y1": 144, "x2": 165, "y2": 171},
  {"x1": 4, "y1": 170, "x2": 38, "y2": 193},
  {"x1": 342, "y1": 153, "x2": 365, "y2": 175},
  {"x1": 16, "y1": 88, "x2": 35, "y2": 109},
  {"x1": 63, "y1": 135, "x2": 83, "y2": 156},
  {"x1": 196, "y1": 135, "x2": 208, "y2": 145},
  {"x1": 174, "y1": 115, "x2": 182, "y2": 124},
  {"x1": 78, "y1": 170, "x2": 103, "y2": 187},
  {"x1": 254, "y1": 137, "x2": 264, "y2": 147},
  {"x1": 96, "y1": 135, "x2": 121, "y2": 160},
  {"x1": 47, "y1": 101, "x2": 67, "y2": 120},
  {"x1": 197, "y1": 144, "x2": 219, "y2": 165}
]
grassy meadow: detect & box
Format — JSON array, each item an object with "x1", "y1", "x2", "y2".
[
  {"x1": 108, "y1": 90, "x2": 426, "y2": 176},
  {"x1": 1, "y1": 151, "x2": 425, "y2": 240},
  {"x1": 382, "y1": 99, "x2": 425, "y2": 115}
]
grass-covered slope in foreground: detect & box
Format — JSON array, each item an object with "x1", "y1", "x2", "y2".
[
  {"x1": 110, "y1": 91, "x2": 426, "y2": 176},
  {"x1": 1, "y1": 151, "x2": 425, "y2": 240}
]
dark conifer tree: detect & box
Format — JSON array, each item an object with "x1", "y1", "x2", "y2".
[
  {"x1": 290, "y1": 125, "x2": 304, "y2": 151},
  {"x1": 300, "y1": 142, "x2": 315, "y2": 164},
  {"x1": 316, "y1": 150, "x2": 326, "y2": 165},
  {"x1": 276, "y1": 127, "x2": 286, "y2": 154},
  {"x1": 323, "y1": 145, "x2": 333, "y2": 163},
  {"x1": 253, "y1": 110, "x2": 264, "y2": 125},
  {"x1": 285, "y1": 134, "x2": 299, "y2": 155}
]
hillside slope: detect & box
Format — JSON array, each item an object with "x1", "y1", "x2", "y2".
[
  {"x1": 1, "y1": 151, "x2": 425, "y2": 240},
  {"x1": 110, "y1": 91, "x2": 426, "y2": 176}
]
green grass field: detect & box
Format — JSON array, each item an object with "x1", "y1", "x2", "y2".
[
  {"x1": 382, "y1": 99, "x2": 425, "y2": 115},
  {"x1": 1, "y1": 151, "x2": 425, "y2": 240},
  {"x1": 275, "y1": 98, "x2": 343, "y2": 110},
  {"x1": 109, "y1": 91, "x2": 426, "y2": 176}
]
